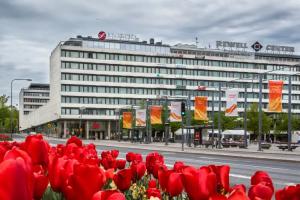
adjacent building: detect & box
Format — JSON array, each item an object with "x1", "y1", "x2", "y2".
[
  {"x1": 20, "y1": 34, "x2": 300, "y2": 140},
  {"x1": 19, "y1": 83, "x2": 50, "y2": 131}
]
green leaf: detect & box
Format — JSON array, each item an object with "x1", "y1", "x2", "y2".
[{"x1": 42, "y1": 187, "x2": 64, "y2": 200}]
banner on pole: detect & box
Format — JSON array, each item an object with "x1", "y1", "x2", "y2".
[
  {"x1": 225, "y1": 89, "x2": 239, "y2": 117},
  {"x1": 170, "y1": 101, "x2": 182, "y2": 122},
  {"x1": 122, "y1": 112, "x2": 132, "y2": 129},
  {"x1": 150, "y1": 106, "x2": 162, "y2": 125},
  {"x1": 135, "y1": 109, "x2": 146, "y2": 127},
  {"x1": 268, "y1": 80, "x2": 283, "y2": 112},
  {"x1": 194, "y1": 96, "x2": 208, "y2": 121}
]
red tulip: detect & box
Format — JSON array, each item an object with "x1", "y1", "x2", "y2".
[
  {"x1": 248, "y1": 182, "x2": 273, "y2": 200},
  {"x1": 167, "y1": 172, "x2": 184, "y2": 197},
  {"x1": 275, "y1": 184, "x2": 300, "y2": 200},
  {"x1": 23, "y1": 134, "x2": 49, "y2": 168},
  {"x1": 148, "y1": 179, "x2": 157, "y2": 188},
  {"x1": 210, "y1": 189, "x2": 250, "y2": 200},
  {"x1": 4, "y1": 147, "x2": 32, "y2": 170},
  {"x1": 131, "y1": 161, "x2": 146, "y2": 181},
  {"x1": 105, "y1": 168, "x2": 115, "y2": 180},
  {"x1": 116, "y1": 159, "x2": 126, "y2": 170},
  {"x1": 66, "y1": 136, "x2": 82, "y2": 147},
  {"x1": 251, "y1": 171, "x2": 274, "y2": 192},
  {"x1": 0, "y1": 157, "x2": 34, "y2": 200},
  {"x1": 182, "y1": 166, "x2": 217, "y2": 200},
  {"x1": 101, "y1": 154, "x2": 116, "y2": 170},
  {"x1": 126, "y1": 152, "x2": 135, "y2": 162},
  {"x1": 208, "y1": 165, "x2": 230, "y2": 192},
  {"x1": 146, "y1": 152, "x2": 164, "y2": 177},
  {"x1": 111, "y1": 150, "x2": 119, "y2": 158},
  {"x1": 158, "y1": 166, "x2": 170, "y2": 191},
  {"x1": 113, "y1": 168, "x2": 132, "y2": 191},
  {"x1": 64, "y1": 163, "x2": 106, "y2": 200},
  {"x1": 92, "y1": 190, "x2": 126, "y2": 200},
  {"x1": 133, "y1": 153, "x2": 143, "y2": 163},
  {"x1": 33, "y1": 165, "x2": 49, "y2": 200},
  {"x1": 147, "y1": 188, "x2": 162, "y2": 199},
  {"x1": 48, "y1": 156, "x2": 68, "y2": 192},
  {"x1": 173, "y1": 161, "x2": 185, "y2": 172}
]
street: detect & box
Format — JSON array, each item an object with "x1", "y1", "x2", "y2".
[{"x1": 46, "y1": 138, "x2": 300, "y2": 190}]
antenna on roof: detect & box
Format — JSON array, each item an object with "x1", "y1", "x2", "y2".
[{"x1": 195, "y1": 37, "x2": 199, "y2": 47}]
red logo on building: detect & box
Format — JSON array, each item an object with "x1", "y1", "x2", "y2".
[
  {"x1": 98, "y1": 31, "x2": 106, "y2": 41},
  {"x1": 92, "y1": 122, "x2": 101, "y2": 129}
]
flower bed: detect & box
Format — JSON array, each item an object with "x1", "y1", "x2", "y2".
[
  {"x1": 0, "y1": 134, "x2": 11, "y2": 141},
  {"x1": 0, "y1": 134, "x2": 299, "y2": 200}
]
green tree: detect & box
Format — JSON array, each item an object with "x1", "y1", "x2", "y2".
[
  {"x1": 0, "y1": 95, "x2": 19, "y2": 133},
  {"x1": 247, "y1": 103, "x2": 272, "y2": 137},
  {"x1": 213, "y1": 112, "x2": 241, "y2": 131},
  {"x1": 274, "y1": 113, "x2": 300, "y2": 134}
]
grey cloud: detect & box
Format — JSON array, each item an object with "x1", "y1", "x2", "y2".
[{"x1": 1, "y1": 0, "x2": 300, "y2": 102}]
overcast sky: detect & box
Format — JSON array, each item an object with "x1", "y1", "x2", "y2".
[{"x1": 1, "y1": 0, "x2": 300, "y2": 105}]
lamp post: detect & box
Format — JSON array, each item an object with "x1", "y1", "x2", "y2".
[
  {"x1": 79, "y1": 106, "x2": 86, "y2": 138},
  {"x1": 10, "y1": 78, "x2": 32, "y2": 138},
  {"x1": 218, "y1": 82, "x2": 222, "y2": 149}
]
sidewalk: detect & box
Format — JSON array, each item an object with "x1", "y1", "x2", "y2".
[{"x1": 47, "y1": 137, "x2": 300, "y2": 163}]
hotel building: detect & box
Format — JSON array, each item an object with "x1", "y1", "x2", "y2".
[{"x1": 20, "y1": 34, "x2": 300, "y2": 140}]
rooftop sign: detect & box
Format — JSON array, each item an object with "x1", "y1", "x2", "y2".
[
  {"x1": 216, "y1": 41, "x2": 248, "y2": 50},
  {"x1": 98, "y1": 31, "x2": 139, "y2": 42},
  {"x1": 266, "y1": 45, "x2": 294, "y2": 53},
  {"x1": 216, "y1": 40, "x2": 295, "y2": 54}
]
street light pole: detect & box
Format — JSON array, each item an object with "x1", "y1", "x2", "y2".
[
  {"x1": 79, "y1": 107, "x2": 85, "y2": 138},
  {"x1": 10, "y1": 78, "x2": 32, "y2": 138},
  {"x1": 218, "y1": 82, "x2": 222, "y2": 149},
  {"x1": 288, "y1": 74, "x2": 292, "y2": 151},
  {"x1": 212, "y1": 89, "x2": 215, "y2": 148},
  {"x1": 187, "y1": 91, "x2": 192, "y2": 147},
  {"x1": 258, "y1": 73, "x2": 263, "y2": 151},
  {"x1": 244, "y1": 83, "x2": 248, "y2": 148}
]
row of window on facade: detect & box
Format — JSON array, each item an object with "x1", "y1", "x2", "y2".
[
  {"x1": 61, "y1": 101, "x2": 300, "y2": 117},
  {"x1": 24, "y1": 105, "x2": 42, "y2": 109},
  {"x1": 61, "y1": 85, "x2": 300, "y2": 101},
  {"x1": 61, "y1": 62, "x2": 299, "y2": 81},
  {"x1": 60, "y1": 73, "x2": 300, "y2": 86},
  {"x1": 82, "y1": 41, "x2": 171, "y2": 54},
  {"x1": 61, "y1": 50, "x2": 300, "y2": 72},
  {"x1": 23, "y1": 98, "x2": 49, "y2": 103},
  {"x1": 23, "y1": 92, "x2": 49, "y2": 97},
  {"x1": 60, "y1": 96, "x2": 300, "y2": 110}
]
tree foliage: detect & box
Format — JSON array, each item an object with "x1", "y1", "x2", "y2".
[
  {"x1": 213, "y1": 111, "x2": 242, "y2": 131},
  {"x1": 0, "y1": 94, "x2": 19, "y2": 133},
  {"x1": 247, "y1": 103, "x2": 272, "y2": 136}
]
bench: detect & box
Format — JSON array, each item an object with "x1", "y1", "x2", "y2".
[
  {"x1": 277, "y1": 145, "x2": 298, "y2": 151},
  {"x1": 261, "y1": 143, "x2": 271, "y2": 149},
  {"x1": 222, "y1": 143, "x2": 231, "y2": 148},
  {"x1": 203, "y1": 141, "x2": 213, "y2": 148}
]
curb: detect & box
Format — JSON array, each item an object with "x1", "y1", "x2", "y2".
[
  {"x1": 40, "y1": 137, "x2": 300, "y2": 163},
  {"x1": 87, "y1": 141, "x2": 300, "y2": 163}
]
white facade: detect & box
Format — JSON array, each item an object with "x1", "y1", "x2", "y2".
[
  {"x1": 19, "y1": 83, "x2": 50, "y2": 131},
  {"x1": 20, "y1": 36, "x2": 300, "y2": 139}
]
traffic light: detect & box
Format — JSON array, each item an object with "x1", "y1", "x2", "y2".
[{"x1": 181, "y1": 102, "x2": 186, "y2": 116}]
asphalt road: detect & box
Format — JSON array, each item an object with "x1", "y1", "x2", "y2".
[{"x1": 45, "y1": 138, "x2": 300, "y2": 190}]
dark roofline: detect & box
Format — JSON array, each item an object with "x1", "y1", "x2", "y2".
[
  {"x1": 29, "y1": 83, "x2": 50, "y2": 88},
  {"x1": 68, "y1": 36, "x2": 170, "y2": 47}
]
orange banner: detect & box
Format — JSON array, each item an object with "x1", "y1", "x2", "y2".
[
  {"x1": 194, "y1": 96, "x2": 208, "y2": 121},
  {"x1": 123, "y1": 112, "x2": 132, "y2": 129},
  {"x1": 269, "y1": 80, "x2": 283, "y2": 112},
  {"x1": 150, "y1": 106, "x2": 162, "y2": 125}
]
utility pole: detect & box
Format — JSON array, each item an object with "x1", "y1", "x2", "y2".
[
  {"x1": 244, "y1": 83, "x2": 248, "y2": 148},
  {"x1": 218, "y1": 82, "x2": 222, "y2": 149},
  {"x1": 288, "y1": 75, "x2": 292, "y2": 151},
  {"x1": 258, "y1": 73, "x2": 263, "y2": 151}
]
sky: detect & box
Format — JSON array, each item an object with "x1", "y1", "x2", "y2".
[{"x1": 1, "y1": 0, "x2": 300, "y2": 106}]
